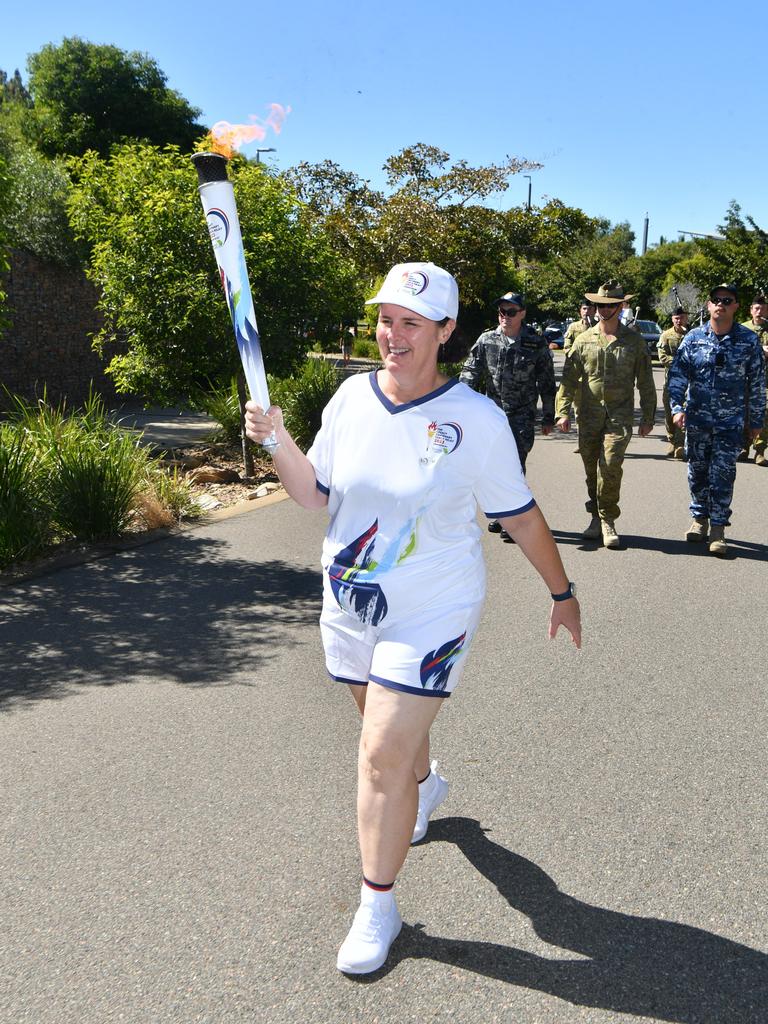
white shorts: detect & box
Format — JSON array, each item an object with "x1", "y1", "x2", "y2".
[{"x1": 320, "y1": 576, "x2": 483, "y2": 698}]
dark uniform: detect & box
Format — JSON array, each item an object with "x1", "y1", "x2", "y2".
[
  {"x1": 460, "y1": 325, "x2": 556, "y2": 471},
  {"x1": 669, "y1": 322, "x2": 765, "y2": 526}
]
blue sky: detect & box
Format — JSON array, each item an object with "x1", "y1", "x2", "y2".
[{"x1": 4, "y1": 0, "x2": 765, "y2": 251}]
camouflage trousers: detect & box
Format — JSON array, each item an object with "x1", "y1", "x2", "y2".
[
  {"x1": 578, "y1": 421, "x2": 633, "y2": 521},
  {"x1": 742, "y1": 390, "x2": 768, "y2": 454},
  {"x1": 662, "y1": 382, "x2": 685, "y2": 448},
  {"x1": 508, "y1": 416, "x2": 535, "y2": 473},
  {"x1": 685, "y1": 426, "x2": 742, "y2": 526}
]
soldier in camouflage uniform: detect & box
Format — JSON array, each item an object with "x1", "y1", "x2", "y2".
[
  {"x1": 669, "y1": 284, "x2": 765, "y2": 556},
  {"x1": 657, "y1": 305, "x2": 689, "y2": 457},
  {"x1": 563, "y1": 301, "x2": 596, "y2": 352},
  {"x1": 461, "y1": 291, "x2": 556, "y2": 540},
  {"x1": 555, "y1": 281, "x2": 656, "y2": 549},
  {"x1": 739, "y1": 294, "x2": 768, "y2": 465}
]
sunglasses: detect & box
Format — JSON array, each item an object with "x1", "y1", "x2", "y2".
[
  {"x1": 595, "y1": 302, "x2": 621, "y2": 310},
  {"x1": 499, "y1": 307, "x2": 523, "y2": 316},
  {"x1": 711, "y1": 296, "x2": 735, "y2": 306}
]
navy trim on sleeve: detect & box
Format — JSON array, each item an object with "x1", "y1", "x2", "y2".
[
  {"x1": 484, "y1": 498, "x2": 537, "y2": 519},
  {"x1": 316, "y1": 480, "x2": 330, "y2": 495}
]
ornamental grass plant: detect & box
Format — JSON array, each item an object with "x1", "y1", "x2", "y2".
[
  {"x1": 0, "y1": 392, "x2": 202, "y2": 571},
  {"x1": 0, "y1": 424, "x2": 52, "y2": 567}
]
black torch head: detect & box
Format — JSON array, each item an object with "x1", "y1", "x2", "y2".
[{"x1": 191, "y1": 152, "x2": 230, "y2": 185}]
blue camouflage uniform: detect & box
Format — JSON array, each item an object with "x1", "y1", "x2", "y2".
[
  {"x1": 460, "y1": 325, "x2": 556, "y2": 471},
  {"x1": 668, "y1": 322, "x2": 766, "y2": 525}
]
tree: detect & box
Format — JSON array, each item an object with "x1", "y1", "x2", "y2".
[
  {"x1": 67, "y1": 143, "x2": 362, "y2": 402},
  {"x1": 0, "y1": 141, "x2": 11, "y2": 329},
  {"x1": 24, "y1": 38, "x2": 205, "y2": 157},
  {"x1": 283, "y1": 159, "x2": 382, "y2": 274},
  {"x1": 523, "y1": 222, "x2": 637, "y2": 320},
  {"x1": 0, "y1": 129, "x2": 83, "y2": 266},
  {"x1": 622, "y1": 239, "x2": 696, "y2": 319},
  {"x1": 673, "y1": 202, "x2": 768, "y2": 298}
]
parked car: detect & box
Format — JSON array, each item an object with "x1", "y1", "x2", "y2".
[
  {"x1": 634, "y1": 319, "x2": 662, "y2": 359},
  {"x1": 543, "y1": 321, "x2": 566, "y2": 349}
]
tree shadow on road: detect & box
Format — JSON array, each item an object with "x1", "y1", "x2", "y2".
[
  {"x1": 364, "y1": 817, "x2": 768, "y2": 1022},
  {"x1": 0, "y1": 531, "x2": 322, "y2": 709}
]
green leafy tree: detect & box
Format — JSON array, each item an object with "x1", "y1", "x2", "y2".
[
  {"x1": 283, "y1": 159, "x2": 382, "y2": 272},
  {"x1": 670, "y1": 202, "x2": 768, "y2": 299},
  {"x1": 622, "y1": 239, "x2": 696, "y2": 319},
  {"x1": 24, "y1": 37, "x2": 205, "y2": 157},
  {"x1": 0, "y1": 130, "x2": 83, "y2": 266},
  {"x1": 524, "y1": 222, "x2": 637, "y2": 320},
  {"x1": 67, "y1": 143, "x2": 362, "y2": 402},
  {"x1": 0, "y1": 142, "x2": 11, "y2": 328}
]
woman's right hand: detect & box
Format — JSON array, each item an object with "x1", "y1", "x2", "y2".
[{"x1": 244, "y1": 402, "x2": 284, "y2": 445}]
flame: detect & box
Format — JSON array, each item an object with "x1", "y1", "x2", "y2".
[{"x1": 209, "y1": 104, "x2": 292, "y2": 159}]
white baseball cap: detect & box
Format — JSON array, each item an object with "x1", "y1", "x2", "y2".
[{"x1": 365, "y1": 262, "x2": 459, "y2": 321}]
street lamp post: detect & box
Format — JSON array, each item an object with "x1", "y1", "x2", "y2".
[
  {"x1": 523, "y1": 174, "x2": 532, "y2": 211},
  {"x1": 255, "y1": 147, "x2": 276, "y2": 164}
]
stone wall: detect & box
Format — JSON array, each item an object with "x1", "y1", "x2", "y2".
[{"x1": 1, "y1": 249, "x2": 124, "y2": 410}]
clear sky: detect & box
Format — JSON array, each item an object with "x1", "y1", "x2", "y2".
[{"x1": 3, "y1": 0, "x2": 765, "y2": 252}]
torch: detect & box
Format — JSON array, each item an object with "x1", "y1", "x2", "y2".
[{"x1": 191, "y1": 151, "x2": 278, "y2": 452}]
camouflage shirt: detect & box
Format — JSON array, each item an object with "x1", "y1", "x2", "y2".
[
  {"x1": 460, "y1": 325, "x2": 556, "y2": 425},
  {"x1": 556, "y1": 322, "x2": 657, "y2": 426},
  {"x1": 740, "y1": 319, "x2": 768, "y2": 349},
  {"x1": 668, "y1": 322, "x2": 766, "y2": 430},
  {"x1": 657, "y1": 326, "x2": 687, "y2": 371},
  {"x1": 563, "y1": 318, "x2": 593, "y2": 352}
]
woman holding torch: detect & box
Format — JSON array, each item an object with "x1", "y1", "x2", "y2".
[{"x1": 245, "y1": 262, "x2": 581, "y2": 975}]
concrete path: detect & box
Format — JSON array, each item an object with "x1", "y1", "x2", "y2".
[{"x1": 2, "y1": 371, "x2": 767, "y2": 1023}]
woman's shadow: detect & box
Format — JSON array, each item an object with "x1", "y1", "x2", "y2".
[{"x1": 372, "y1": 817, "x2": 768, "y2": 1022}]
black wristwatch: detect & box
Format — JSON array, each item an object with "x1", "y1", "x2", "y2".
[{"x1": 551, "y1": 582, "x2": 576, "y2": 602}]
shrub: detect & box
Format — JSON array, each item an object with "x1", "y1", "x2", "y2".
[
  {"x1": 269, "y1": 359, "x2": 342, "y2": 451},
  {"x1": 0, "y1": 424, "x2": 51, "y2": 568},
  {"x1": 49, "y1": 426, "x2": 149, "y2": 541},
  {"x1": 192, "y1": 376, "x2": 244, "y2": 444},
  {"x1": 352, "y1": 338, "x2": 380, "y2": 360}
]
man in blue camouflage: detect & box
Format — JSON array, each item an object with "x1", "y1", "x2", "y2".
[
  {"x1": 460, "y1": 291, "x2": 556, "y2": 541},
  {"x1": 669, "y1": 283, "x2": 766, "y2": 557}
]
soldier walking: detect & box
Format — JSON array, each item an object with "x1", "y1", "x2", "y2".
[
  {"x1": 669, "y1": 284, "x2": 766, "y2": 556},
  {"x1": 563, "y1": 299, "x2": 596, "y2": 454},
  {"x1": 657, "y1": 305, "x2": 690, "y2": 458},
  {"x1": 461, "y1": 291, "x2": 556, "y2": 541},
  {"x1": 739, "y1": 294, "x2": 768, "y2": 465},
  {"x1": 555, "y1": 281, "x2": 656, "y2": 549}
]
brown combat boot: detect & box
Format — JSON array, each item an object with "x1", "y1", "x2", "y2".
[
  {"x1": 755, "y1": 452, "x2": 767, "y2": 467},
  {"x1": 665, "y1": 442, "x2": 675, "y2": 457},
  {"x1": 708, "y1": 524, "x2": 728, "y2": 557},
  {"x1": 601, "y1": 519, "x2": 620, "y2": 549},
  {"x1": 685, "y1": 516, "x2": 708, "y2": 543}
]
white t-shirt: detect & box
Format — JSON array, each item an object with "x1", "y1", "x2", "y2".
[{"x1": 306, "y1": 372, "x2": 534, "y2": 627}]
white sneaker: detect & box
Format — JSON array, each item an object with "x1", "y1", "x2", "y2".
[
  {"x1": 411, "y1": 760, "x2": 448, "y2": 844},
  {"x1": 336, "y1": 886, "x2": 402, "y2": 974}
]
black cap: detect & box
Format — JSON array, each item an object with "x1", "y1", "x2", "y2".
[
  {"x1": 671, "y1": 305, "x2": 689, "y2": 316},
  {"x1": 752, "y1": 293, "x2": 767, "y2": 304},
  {"x1": 709, "y1": 283, "x2": 738, "y2": 300},
  {"x1": 496, "y1": 291, "x2": 525, "y2": 308}
]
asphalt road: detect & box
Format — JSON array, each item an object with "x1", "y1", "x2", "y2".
[{"x1": 2, "y1": 365, "x2": 767, "y2": 1023}]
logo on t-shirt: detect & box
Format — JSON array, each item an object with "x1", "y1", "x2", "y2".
[{"x1": 426, "y1": 421, "x2": 463, "y2": 457}]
